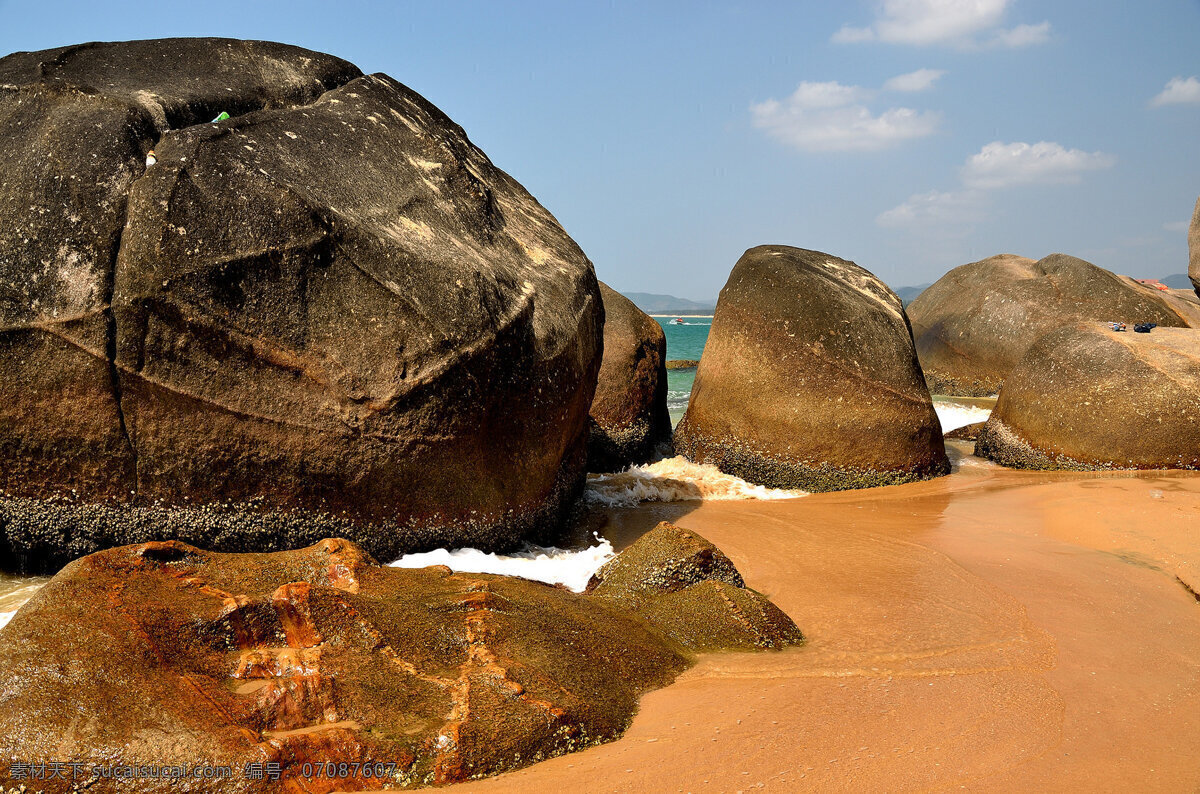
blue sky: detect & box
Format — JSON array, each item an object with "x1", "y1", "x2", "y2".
[{"x1": 1, "y1": 0, "x2": 1197, "y2": 298}]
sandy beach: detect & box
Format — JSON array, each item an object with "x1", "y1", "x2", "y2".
[{"x1": 438, "y1": 442, "x2": 1200, "y2": 792}]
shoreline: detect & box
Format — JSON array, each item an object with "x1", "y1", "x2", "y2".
[
  {"x1": 442, "y1": 449, "x2": 1200, "y2": 791},
  {"x1": 5, "y1": 447, "x2": 1200, "y2": 790}
]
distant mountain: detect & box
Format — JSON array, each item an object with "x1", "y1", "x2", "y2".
[
  {"x1": 894, "y1": 283, "x2": 931, "y2": 307},
  {"x1": 621, "y1": 291, "x2": 716, "y2": 315},
  {"x1": 1160, "y1": 273, "x2": 1193, "y2": 289}
]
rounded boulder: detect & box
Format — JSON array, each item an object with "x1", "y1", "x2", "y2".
[
  {"x1": 976, "y1": 324, "x2": 1200, "y2": 470},
  {"x1": 0, "y1": 39, "x2": 602, "y2": 566},
  {"x1": 674, "y1": 245, "x2": 948, "y2": 491},
  {"x1": 587, "y1": 282, "x2": 672, "y2": 472}
]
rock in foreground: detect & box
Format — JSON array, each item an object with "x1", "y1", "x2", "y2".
[
  {"x1": 976, "y1": 324, "x2": 1200, "y2": 470},
  {"x1": 0, "y1": 39, "x2": 602, "y2": 563},
  {"x1": 909, "y1": 253, "x2": 1200, "y2": 396},
  {"x1": 0, "y1": 527, "x2": 800, "y2": 791},
  {"x1": 588, "y1": 522, "x2": 801, "y2": 651},
  {"x1": 675, "y1": 245, "x2": 948, "y2": 491},
  {"x1": 587, "y1": 283, "x2": 672, "y2": 472}
]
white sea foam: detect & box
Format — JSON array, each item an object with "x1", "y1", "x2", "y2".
[
  {"x1": 585, "y1": 455, "x2": 806, "y2": 508},
  {"x1": 387, "y1": 536, "x2": 614, "y2": 593},
  {"x1": 934, "y1": 402, "x2": 993, "y2": 433},
  {"x1": 0, "y1": 579, "x2": 46, "y2": 633}
]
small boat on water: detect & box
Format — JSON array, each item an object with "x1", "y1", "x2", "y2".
[{"x1": 670, "y1": 317, "x2": 685, "y2": 325}]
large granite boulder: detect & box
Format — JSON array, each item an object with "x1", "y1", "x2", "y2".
[
  {"x1": 0, "y1": 531, "x2": 801, "y2": 791},
  {"x1": 975, "y1": 324, "x2": 1200, "y2": 470},
  {"x1": 1189, "y1": 196, "x2": 1200, "y2": 299},
  {"x1": 587, "y1": 283, "x2": 671, "y2": 472},
  {"x1": 674, "y1": 245, "x2": 948, "y2": 491},
  {"x1": 909, "y1": 253, "x2": 1200, "y2": 396},
  {"x1": 0, "y1": 39, "x2": 602, "y2": 568}
]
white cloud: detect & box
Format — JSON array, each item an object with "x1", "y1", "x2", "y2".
[
  {"x1": 990, "y1": 21, "x2": 1052, "y2": 47},
  {"x1": 879, "y1": 140, "x2": 1115, "y2": 231},
  {"x1": 751, "y1": 79, "x2": 940, "y2": 152},
  {"x1": 833, "y1": 0, "x2": 1051, "y2": 49},
  {"x1": 1163, "y1": 220, "x2": 1190, "y2": 233},
  {"x1": 777, "y1": 80, "x2": 871, "y2": 109},
  {"x1": 831, "y1": 25, "x2": 876, "y2": 43},
  {"x1": 876, "y1": 189, "x2": 985, "y2": 228},
  {"x1": 1151, "y1": 76, "x2": 1200, "y2": 107},
  {"x1": 960, "y1": 141, "x2": 1116, "y2": 189},
  {"x1": 883, "y1": 68, "x2": 947, "y2": 92}
]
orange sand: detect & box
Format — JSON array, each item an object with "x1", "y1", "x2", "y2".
[{"x1": 438, "y1": 445, "x2": 1200, "y2": 792}]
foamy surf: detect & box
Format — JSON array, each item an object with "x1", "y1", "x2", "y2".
[
  {"x1": 586, "y1": 455, "x2": 806, "y2": 508},
  {"x1": 0, "y1": 579, "x2": 47, "y2": 632},
  {"x1": 935, "y1": 402, "x2": 993, "y2": 433},
  {"x1": 387, "y1": 536, "x2": 614, "y2": 593}
]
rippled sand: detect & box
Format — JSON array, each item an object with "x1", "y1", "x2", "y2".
[{"x1": 449, "y1": 443, "x2": 1200, "y2": 791}]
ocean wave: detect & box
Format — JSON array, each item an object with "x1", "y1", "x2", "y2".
[
  {"x1": 666, "y1": 392, "x2": 691, "y2": 409},
  {"x1": 934, "y1": 402, "x2": 993, "y2": 433},
  {"x1": 585, "y1": 456, "x2": 807, "y2": 507},
  {"x1": 0, "y1": 580, "x2": 46, "y2": 610},
  {"x1": 387, "y1": 536, "x2": 614, "y2": 593}
]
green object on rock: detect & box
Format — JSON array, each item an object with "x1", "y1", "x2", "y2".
[{"x1": 211, "y1": 110, "x2": 230, "y2": 121}]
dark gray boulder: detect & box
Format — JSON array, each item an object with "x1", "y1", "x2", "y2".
[
  {"x1": 0, "y1": 39, "x2": 602, "y2": 570},
  {"x1": 909, "y1": 253, "x2": 1200, "y2": 396},
  {"x1": 674, "y1": 245, "x2": 948, "y2": 491},
  {"x1": 587, "y1": 282, "x2": 671, "y2": 472}
]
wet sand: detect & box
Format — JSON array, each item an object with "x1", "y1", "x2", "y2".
[{"x1": 445, "y1": 444, "x2": 1200, "y2": 792}]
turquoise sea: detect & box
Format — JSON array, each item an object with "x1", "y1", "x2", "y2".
[{"x1": 654, "y1": 316, "x2": 712, "y2": 426}]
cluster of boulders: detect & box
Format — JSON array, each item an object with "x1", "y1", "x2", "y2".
[
  {"x1": 1, "y1": 33, "x2": 1198, "y2": 789},
  {"x1": 0, "y1": 38, "x2": 797, "y2": 790},
  {"x1": 669, "y1": 229, "x2": 1200, "y2": 481},
  {"x1": 907, "y1": 253, "x2": 1200, "y2": 396},
  {"x1": 0, "y1": 34, "x2": 955, "y2": 570},
  {"x1": 969, "y1": 201, "x2": 1200, "y2": 471}
]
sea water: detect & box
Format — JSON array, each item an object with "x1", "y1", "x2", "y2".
[{"x1": 655, "y1": 316, "x2": 712, "y2": 426}]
